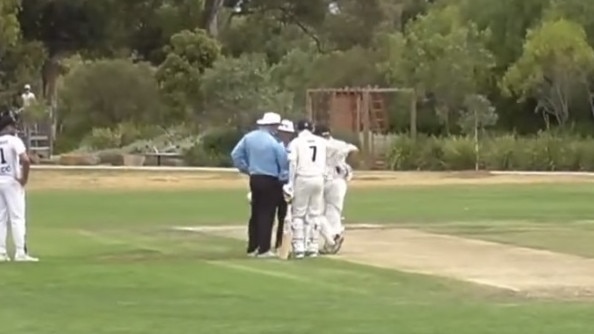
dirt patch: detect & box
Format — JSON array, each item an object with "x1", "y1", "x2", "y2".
[
  {"x1": 177, "y1": 224, "x2": 594, "y2": 298},
  {"x1": 337, "y1": 228, "x2": 594, "y2": 298},
  {"x1": 27, "y1": 169, "x2": 594, "y2": 191}
]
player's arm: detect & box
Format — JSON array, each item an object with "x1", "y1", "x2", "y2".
[
  {"x1": 274, "y1": 140, "x2": 289, "y2": 182},
  {"x1": 286, "y1": 139, "x2": 298, "y2": 188},
  {"x1": 230, "y1": 135, "x2": 249, "y2": 174},
  {"x1": 336, "y1": 139, "x2": 358, "y2": 156},
  {"x1": 15, "y1": 138, "x2": 30, "y2": 186}
]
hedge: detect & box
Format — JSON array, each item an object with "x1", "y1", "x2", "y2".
[
  {"x1": 387, "y1": 132, "x2": 594, "y2": 171},
  {"x1": 183, "y1": 128, "x2": 362, "y2": 167}
]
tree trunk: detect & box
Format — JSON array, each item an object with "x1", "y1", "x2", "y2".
[
  {"x1": 201, "y1": 0, "x2": 224, "y2": 37},
  {"x1": 41, "y1": 54, "x2": 61, "y2": 141}
]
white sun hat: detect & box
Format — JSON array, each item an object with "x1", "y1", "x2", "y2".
[
  {"x1": 278, "y1": 119, "x2": 295, "y2": 133},
  {"x1": 256, "y1": 112, "x2": 282, "y2": 125}
]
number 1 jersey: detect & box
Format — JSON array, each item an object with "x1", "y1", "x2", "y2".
[{"x1": 0, "y1": 134, "x2": 26, "y2": 183}]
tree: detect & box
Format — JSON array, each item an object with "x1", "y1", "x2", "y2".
[
  {"x1": 58, "y1": 59, "x2": 164, "y2": 140},
  {"x1": 0, "y1": 0, "x2": 20, "y2": 49},
  {"x1": 0, "y1": 41, "x2": 47, "y2": 105},
  {"x1": 383, "y1": 5, "x2": 494, "y2": 133},
  {"x1": 502, "y1": 19, "x2": 594, "y2": 128},
  {"x1": 200, "y1": 53, "x2": 294, "y2": 128},
  {"x1": 458, "y1": 0, "x2": 549, "y2": 71},
  {"x1": 458, "y1": 94, "x2": 498, "y2": 170},
  {"x1": 155, "y1": 29, "x2": 221, "y2": 120}
]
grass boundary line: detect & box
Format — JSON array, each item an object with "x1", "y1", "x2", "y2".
[{"x1": 30, "y1": 165, "x2": 594, "y2": 178}]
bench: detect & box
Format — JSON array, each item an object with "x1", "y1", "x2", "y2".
[{"x1": 143, "y1": 152, "x2": 183, "y2": 166}]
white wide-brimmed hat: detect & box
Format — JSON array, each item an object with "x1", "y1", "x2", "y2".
[
  {"x1": 256, "y1": 112, "x2": 282, "y2": 125},
  {"x1": 278, "y1": 119, "x2": 294, "y2": 133}
]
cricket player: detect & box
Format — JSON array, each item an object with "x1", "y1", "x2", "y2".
[
  {"x1": 274, "y1": 119, "x2": 295, "y2": 251},
  {"x1": 314, "y1": 124, "x2": 358, "y2": 255},
  {"x1": 284, "y1": 119, "x2": 327, "y2": 258},
  {"x1": 0, "y1": 108, "x2": 37, "y2": 262}
]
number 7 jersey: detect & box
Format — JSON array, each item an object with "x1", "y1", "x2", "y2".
[
  {"x1": 287, "y1": 130, "x2": 327, "y2": 177},
  {"x1": 0, "y1": 134, "x2": 26, "y2": 183}
]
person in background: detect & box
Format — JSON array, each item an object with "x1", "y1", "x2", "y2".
[
  {"x1": 231, "y1": 112, "x2": 288, "y2": 258},
  {"x1": 20, "y1": 85, "x2": 36, "y2": 109},
  {"x1": 274, "y1": 119, "x2": 295, "y2": 251}
]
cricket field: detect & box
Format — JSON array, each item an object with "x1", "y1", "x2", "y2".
[{"x1": 4, "y1": 168, "x2": 594, "y2": 333}]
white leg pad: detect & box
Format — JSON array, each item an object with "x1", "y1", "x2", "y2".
[{"x1": 291, "y1": 218, "x2": 305, "y2": 254}]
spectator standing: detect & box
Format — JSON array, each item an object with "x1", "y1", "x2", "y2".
[{"x1": 20, "y1": 85, "x2": 36, "y2": 109}]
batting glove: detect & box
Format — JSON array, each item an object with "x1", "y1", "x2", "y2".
[{"x1": 282, "y1": 184, "x2": 293, "y2": 203}]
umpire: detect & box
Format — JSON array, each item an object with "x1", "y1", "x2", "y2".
[{"x1": 231, "y1": 112, "x2": 288, "y2": 258}]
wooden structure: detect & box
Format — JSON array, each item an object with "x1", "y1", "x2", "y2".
[
  {"x1": 306, "y1": 87, "x2": 416, "y2": 169},
  {"x1": 18, "y1": 112, "x2": 53, "y2": 159}
]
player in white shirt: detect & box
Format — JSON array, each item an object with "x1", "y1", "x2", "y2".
[
  {"x1": 314, "y1": 124, "x2": 358, "y2": 255},
  {"x1": 284, "y1": 120, "x2": 327, "y2": 258},
  {"x1": 0, "y1": 108, "x2": 37, "y2": 262}
]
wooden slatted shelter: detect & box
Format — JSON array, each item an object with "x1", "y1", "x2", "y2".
[{"x1": 306, "y1": 87, "x2": 416, "y2": 169}]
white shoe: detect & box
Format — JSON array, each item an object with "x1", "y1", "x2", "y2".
[
  {"x1": 293, "y1": 252, "x2": 305, "y2": 259},
  {"x1": 256, "y1": 251, "x2": 276, "y2": 259},
  {"x1": 0, "y1": 253, "x2": 10, "y2": 262},
  {"x1": 305, "y1": 251, "x2": 319, "y2": 258},
  {"x1": 14, "y1": 254, "x2": 39, "y2": 262}
]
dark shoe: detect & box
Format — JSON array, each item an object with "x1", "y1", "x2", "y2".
[{"x1": 328, "y1": 234, "x2": 345, "y2": 255}]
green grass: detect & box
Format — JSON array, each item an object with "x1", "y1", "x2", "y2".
[{"x1": 3, "y1": 183, "x2": 594, "y2": 333}]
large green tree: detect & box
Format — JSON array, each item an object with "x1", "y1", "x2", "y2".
[
  {"x1": 502, "y1": 19, "x2": 594, "y2": 128},
  {"x1": 156, "y1": 29, "x2": 221, "y2": 121},
  {"x1": 382, "y1": 5, "x2": 494, "y2": 133}
]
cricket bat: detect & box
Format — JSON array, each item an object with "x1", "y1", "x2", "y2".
[{"x1": 277, "y1": 204, "x2": 292, "y2": 260}]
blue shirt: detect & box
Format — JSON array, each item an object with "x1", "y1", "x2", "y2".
[{"x1": 231, "y1": 129, "x2": 288, "y2": 179}]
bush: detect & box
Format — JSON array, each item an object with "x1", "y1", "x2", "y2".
[
  {"x1": 80, "y1": 123, "x2": 163, "y2": 150},
  {"x1": 441, "y1": 137, "x2": 476, "y2": 170},
  {"x1": 184, "y1": 127, "x2": 244, "y2": 167},
  {"x1": 387, "y1": 132, "x2": 594, "y2": 171}
]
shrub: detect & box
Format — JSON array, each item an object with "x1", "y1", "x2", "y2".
[
  {"x1": 82, "y1": 128, "x2": 122, "y2": 150},
  {"x1": 482, "y1": 134, "x2": 520, "y2": 170},
  {"x1": 387, "y1": 134, "x2": 420, "y2": 170},
  {"x1": 386, "y1": 132, "x2": 594, "y2": 171},
  {"x1": 184, "y1": 127, "x2": 244, "y2": 167},
  {"x1": 416, "y1": 136, "x2": 445, "y2": 170},
  {"x1": 441, "y1": 137, "x2": 476, "y2": 170},
  {"x1": 80, "y1": 123, "x2": 164, "y2": 150}
]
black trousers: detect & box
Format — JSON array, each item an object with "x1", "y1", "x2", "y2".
[
  {"x1": 247, "y1": 175, "x2": 280, "y2": 254},
  {"x1": 275, "y1": 182, "x2": 288, "y2": 249}
]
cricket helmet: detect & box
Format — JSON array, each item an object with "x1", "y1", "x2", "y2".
[{"x1": 296, "y1": 119, "x2": 313, "y2": 132}]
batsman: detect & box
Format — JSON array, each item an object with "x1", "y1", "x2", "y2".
[{"x1": 314, "y1": 124, "x2": 358, "y2": 255}]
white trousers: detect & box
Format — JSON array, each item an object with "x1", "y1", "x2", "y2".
[
  {"x1": 291, "y1": 175, "x2": 324, "y2": 254},
  {"x1": 0, "y1": 181, "x2": 26, "y2": 256},
  {"x1": 320, "y1": 177, "x2": 347, "y2": 244}
]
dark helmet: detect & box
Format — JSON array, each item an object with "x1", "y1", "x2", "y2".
[
  {"x1": 314, "y1": 124, "x2": 331, "y2": 137},
  {"x1": 0, "y1": 107, "x2": 18, "y2": 131},
  {"x1": 296, "y1": 119, "x2": 313, "y2": 132}
]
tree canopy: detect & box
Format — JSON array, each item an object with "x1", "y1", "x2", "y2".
[{"x1": 3, "y1": 0, "x2": 594, "y2": 147}]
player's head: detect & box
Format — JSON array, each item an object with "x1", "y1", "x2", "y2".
[
  {"x1": 0, "y1": 106, "x2": 18, "y2": 135},
  {"x1": 314, "y1": 124, "x2": 331, "y2": 139},
  {"x1": 296, "y1": 119, "x2": 313, "y2": 132},
  {"x1": 277, "y1": 119, "x2": 295, "y2": 144}
]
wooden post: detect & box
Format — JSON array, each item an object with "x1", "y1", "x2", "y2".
[
  {"x1": 362, "y1": 89, "x2": 371, "y2": 168},
  {"x1": 306, "y1": 90, "x2": 312, "y2": 120},
  {"x1": 474, "y1": 108, "x2": 479, "y2": 171},
  {"x1": 410, "y1": 89, "x2": 417, "y2": 138}
]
